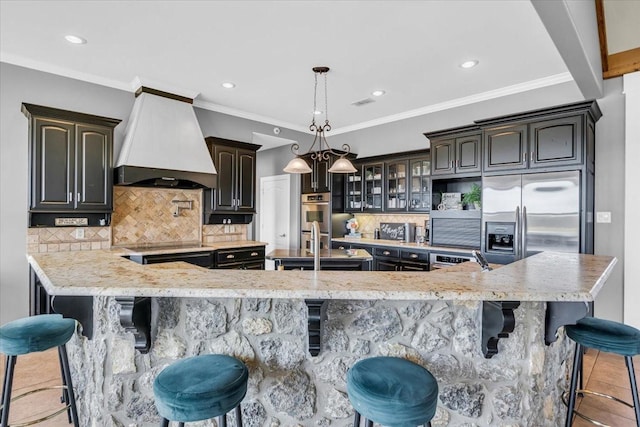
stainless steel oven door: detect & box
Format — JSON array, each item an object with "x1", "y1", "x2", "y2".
[
  {"x1": 300, "y1": 231, "x2": 329, "y2": 251},
  {"x1": 300, "y1": 193, "x2": 330, "y2": 233}
]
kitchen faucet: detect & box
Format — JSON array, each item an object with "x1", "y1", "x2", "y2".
[{"x1": 310, "y1": 220, "x2": 320, "y2": 271}]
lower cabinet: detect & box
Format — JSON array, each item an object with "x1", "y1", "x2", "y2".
[
  {"x1": 372, "y1": 247, "x2": 430, "y2": 271},
  {"x1": 215, "y1": 247, "x2": 265, "y2": 270}
]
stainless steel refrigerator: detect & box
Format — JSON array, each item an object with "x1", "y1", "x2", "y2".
[{"x1": 481, "y1": 171, "x2": 583, "y2": 264}]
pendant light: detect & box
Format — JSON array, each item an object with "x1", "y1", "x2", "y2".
[{"x1": 283, "y1": 66, "x2": 356, "y2": 174}]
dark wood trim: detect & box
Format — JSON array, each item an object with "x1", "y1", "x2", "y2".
[
  {"x1": 475, "y1": 100, "x2": 602, "y2": 127},
  {"x1": 595, "y1": 0, "x2": 609, "y2": 72},
  {"x1": 135, "y1": 86, "x2": 193, "y2": 104},
  {"x1": 424, "y1": 124, "x2": 481, "y2": 140},
  {"x1": 351, "y1": 148, "x2": 429, "y2": 164},
  {"x1": 205, "y1": 136, "x2": 262, "y2": 152},
  {"x1": 604, "y1": 47, "x2": 640, "y2": 79},
  {"x1": 21, "y1": 103, "x2": 121, "y2": 128}
]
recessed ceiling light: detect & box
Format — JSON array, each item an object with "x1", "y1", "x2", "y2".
[
  {"x1": 65, "y1": 35, "x2": 87, "y2": 45},
  {"x1": 221, "y1": 82, "x2": 236, "y2": 89},
  {"x1": 460, "y1": 60, "x2": 479, "y2": 69},
  {"x1": 371, "y1": 90, "x2": 386, "y2": 97}
]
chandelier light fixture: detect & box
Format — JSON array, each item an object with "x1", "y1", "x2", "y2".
[{"x1": 283, "y1": 66, "x2": 357, "y2": 174}]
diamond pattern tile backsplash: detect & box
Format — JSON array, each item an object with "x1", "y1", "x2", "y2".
[
  {"x1": 111, "y1": 187, "x2": 202, "y2": 247},
  {"x1": 27, "y1": 227, "x2": 111, "y2": 253}
]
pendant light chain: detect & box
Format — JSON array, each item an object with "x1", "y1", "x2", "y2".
[{"x1": 324, "y1": 72, "x2": 329, "y2": 125}]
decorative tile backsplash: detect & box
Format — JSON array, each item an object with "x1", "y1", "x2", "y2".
[
  {"x1": 27, "y1": 227, "x2": 111, "y2": 253},
  {"x1": 352, "y1": 213, "x2": 430, "y2": 239},
  {"x1": 111, "y1": 187, "x2": 202, "y2": 247},
  {"x1": 203, "y1": 224, "x2": 248, "y2": 243}
]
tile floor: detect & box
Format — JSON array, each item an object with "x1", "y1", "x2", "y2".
[{"x1": 0, "y1": 347, "x2": 639, "y2": 426}]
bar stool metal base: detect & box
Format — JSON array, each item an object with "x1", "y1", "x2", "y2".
[
  {"x1": 562, "y1": 389, "x2": 635, "y2": 427},
  {"x1": 1, "y1": 344, "x2": 79, "y2": 427},
  {"x1": 159, "y1": 403, "x2": 243, "y2": 427},
  {"x1": 352, "y1": 410, "x2": 432, "y2": 427},
  {"x1": 564, "y1": 342, "x2": 640, "y2": 427},
  {"x1": 0, "y1": 386, "x2": 74, "y2": 427}
]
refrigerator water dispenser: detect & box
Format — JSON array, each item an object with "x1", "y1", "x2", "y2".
[{"x1": 486, "y1": 222, "x2": 515, "y2": 254}]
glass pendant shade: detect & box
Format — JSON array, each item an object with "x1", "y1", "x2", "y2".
[
  {"x1": 283, "y1": 156, "x2": 312, "y2": 174},
  {"x1": 328, "y1": 157, "x2": 357, "y2": 173}
]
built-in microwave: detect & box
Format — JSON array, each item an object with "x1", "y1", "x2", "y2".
[{"x1": 300, "y1": 192, "x2": 330, "y2": 233}]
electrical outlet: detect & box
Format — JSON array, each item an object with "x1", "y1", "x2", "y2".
[
  {"x1": 75, "y1": 228, "x2": 85, "y2": 239},
  {"x1": 596, "y1": 212, "x2": 611, "y2": 223}
]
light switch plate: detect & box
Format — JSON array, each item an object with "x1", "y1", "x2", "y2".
[
  {"x1": 596, "y1": 212, "x2": 611, "y2": 223},
  {"x1": 75, "y1": 228, "x2": 85, "y2": 239}
]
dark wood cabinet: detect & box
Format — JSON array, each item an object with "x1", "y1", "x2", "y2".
[
  {"x1": 483, "y1": 116, "x2": 583, "y2": 173},
  {"x1": 483, "y1": 124, "x2": 528, "y2": 173},
  {"x1": 301, "y1": 155, "x2": 331, "y2": 193},
  {"x1": 427, "y1": 128, "x2": 481, "y2": 178},
  {"x1": 345, "y1": 162, "x2": 384, "y2": 212},
  {"x1": 214, "y1": 246, "x2": 265, "y2": 270},
  {"x1": 529, "y1": 115, "x2": 582, "y2": 168},
  {"x1": 23, "y1": 104, "x2": 120, "y2": 214},
  {"x1": 371, "y1": 246, "x2": 430, "y2": 271},
  {"x1": 205, "y1": 137, "x2": 260, "y2": 213}
]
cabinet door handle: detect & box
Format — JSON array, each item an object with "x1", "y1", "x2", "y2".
[
  {"x1": 338, "y1": 246, "x2": 345, "y2": 250},
  {"x1": 69, "y1": 192, "x2": 73, "y2": 202},
  {"x1": 451, "y1": 161, "x2": 454, "y2": 169},
  {"x1": 250, "y1": 252, "x2": 259, "y2": 257},
  {"x1": 383, "y1": 250, "x2": 391, "y2": 256},
  {"x1": 410, "y1": 253, "x2": 418, "y2": 259},
  {"x1": 523, "y1": 152, "x2": 527, "y2": 163},
  {"x1": 456, "y1": 159, "x2": 460, "y2": 168},
  {"x1": 530, "y1": 151, "x2": 534, "y2": 162},
  {"x1": 77, "y1": 192, "x2": 81, "y2": 203},
  {"x1": 226, "y1": 254, "x2": 235, "y2": 259},
  {"x1": 278, "y1": 234, "x2": 286, "y2": 237}
]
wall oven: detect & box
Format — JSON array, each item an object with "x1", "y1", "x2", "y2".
[{"x1": 300, "y1": 192, "x2": 330, "y2": 233}]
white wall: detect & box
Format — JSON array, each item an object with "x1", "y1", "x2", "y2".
[
  {"x1": 0, "y1": 63, "x2": 134, "y2": 324},
  {"x1": 594, "y1": 77, "x2": 626, "y2": 321},
  {"x1": 624, "y1": 71, "x2": 640, "y2": 328}
]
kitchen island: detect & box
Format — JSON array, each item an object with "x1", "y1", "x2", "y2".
[
  {"x1": 266, "y1": 248, "x2": 373, "y2": 270},
  {"x1": 27, "y1": 249, "x2": 616, "y2": 426}
]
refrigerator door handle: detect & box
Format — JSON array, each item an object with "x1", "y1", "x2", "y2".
[
  {"x1": 522, "y1": 206, "x2": 528, "y2": 258},
  {"x1": 515, "y1": 206, "x2": 521, "y2": 259}
]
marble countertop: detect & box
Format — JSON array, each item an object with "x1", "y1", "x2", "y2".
[
  {"x1": 266, "y1": 249, "x2": 373, "y2": 261},
  {"x1": 332, "y1": 237, "x2": 475, "y2": 254},
  {"x1": 116, "y1": 240, "x2": 267, "y2": 256},
  {"x1": 27, "y1": 249, "x2": 617, "y2": 302}
]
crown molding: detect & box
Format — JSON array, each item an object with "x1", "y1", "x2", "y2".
[
  {"x1": 1, "y1": 52, "x2": 132, "y2": 92},
  {"x1": 193, "y1": 99, "x2": 310, "y2": 134},
  {"x1": 329, "y1": 72, "x2": 575, "y2": 136}
]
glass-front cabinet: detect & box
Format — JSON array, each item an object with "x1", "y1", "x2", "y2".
[
  {"x1": 346, "y1": 162, "x2": 383, "y2": 212},
  {"x1": 386, "y1": 160, "x2": 407, "y2": 211},
  {"x1": 409, "y1": 158, "x2": 431, "y2": 212},
  {"x1": 362, "y1": 162, "x2": 383, "y2": 211}
]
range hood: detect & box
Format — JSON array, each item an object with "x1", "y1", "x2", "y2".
[{"x1": 115, "y1": 87, "x2": 216, "y2": 188}]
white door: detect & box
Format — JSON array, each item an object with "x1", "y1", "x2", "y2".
[{"x1": 260, "y1": 175, "x2": 291, "y2": 262}]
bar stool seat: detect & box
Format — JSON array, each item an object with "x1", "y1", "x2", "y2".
[
  {"x1": 153, "y1": 354, "x2": 248, "y2": 425},
  {"x1": 347, "y1": 356, "x2": 438, "y2": 427},
  {"x1": 564, "y1": 317, "x2": 640, "y2": 427},
  {"x1": 1, "y1": 314, "x2": 79, "y2": 427}
]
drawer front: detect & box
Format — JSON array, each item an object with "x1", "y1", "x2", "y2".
[
  {"x1": 216, "y1": 247, "x2": 265, "y2": 264},
  {"x1": 400, "y1": 250, "x2": 429, "y2": 262},
  {"x1": 373, "y1": 247, "x2": 399, "y2": 258}
]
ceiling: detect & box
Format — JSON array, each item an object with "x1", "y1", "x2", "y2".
[{"x1": 1, "y1": 1, "x2": 636, "y2": 149}]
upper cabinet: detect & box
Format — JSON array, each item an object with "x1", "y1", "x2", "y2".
[
  {"x1": 482, "y1": 124, "x2": 528, "y2": 173},
  {"x1": 426, "y1": 127, "x2": 481, "y2": 178},
  {"x1": 205, "y1": 137, "x2": 261, "y2": 213},
  {"x1": 345, "y1": 161, "x2": 384, "y2": 212},
  {"x1": 23, "y1": 104, "x2": 120, "y2": 214},
  {"x1": 301, "y1": 154, "x2": 331, "y2": 193},
  {"x1": 482, "y1": 115, "x2": 584, "y2": 174}
]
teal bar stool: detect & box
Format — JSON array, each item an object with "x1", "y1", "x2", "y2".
[
  {"x1": 347, "y1": 356, "x2": 438, "y2": 427},
  {"x1": 153, "y1": 354, "x2": 248, "y2": 427},
  {"x1": 0, "y1": 314, "x2": 79, "y2": 427},
  {"x1": 564, "y1": 317, "x2": 640, "y2": 427}
]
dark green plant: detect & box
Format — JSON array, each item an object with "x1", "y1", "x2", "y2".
[{"x1": 462, "y1": 183, "x2": 481, "y2": 207}]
